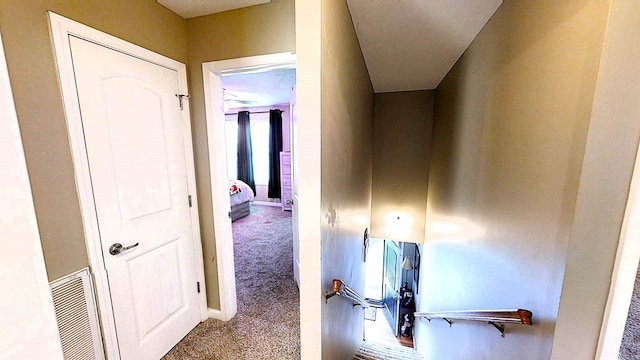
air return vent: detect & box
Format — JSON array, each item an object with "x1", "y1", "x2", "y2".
[{"x1": 50, "y1": 269, "x2": 104, "y2": 360}]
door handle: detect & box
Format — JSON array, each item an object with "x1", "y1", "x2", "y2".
[
  {"x1": 286, "y1": 199, "x2": 294, "y2": 205},
  {"x1": 109, "y1": 242, "x2": 139, "y2": 255}
]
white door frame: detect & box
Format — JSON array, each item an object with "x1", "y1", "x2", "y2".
[
  {"x1": 596, "y1": 140, "x2": 640, "y2": 359},
  {"x1": 201, "y1": 53, "x2": 296, "y2": 321},
  {"x1": 48, "y1": 13, "x2": 208, "y2": 360}
]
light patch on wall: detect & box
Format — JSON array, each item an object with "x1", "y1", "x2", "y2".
[
  {"x1": 383, "y1": 211, "x2": 415, "y2": 240},
  {"x1": 425, "y1": 212, "x2": 485, "y2": 243},
  {"x1": 353, "y1": 215, "x2": 369, "y2": 229}
]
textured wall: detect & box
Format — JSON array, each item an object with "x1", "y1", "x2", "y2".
[
  {"x1": 415, "y1": 0, "x2": 609, "y2": 359},
  {"x1": 186, "y1": 0, "x2": 295, "y2": 310},
  {"x1": 320, "y1": 1, "x2": 374, "y2": 359},
  {"x1": 0, "y1": 0, "x2": 187, "y2": 281}
]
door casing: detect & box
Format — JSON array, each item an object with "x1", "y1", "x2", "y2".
[
  {"x1": 290, "y1": 86, "x2": 300, "y2": 287},
  {"x1": 49, "y1": 13, "x2": 208, "y2": 360},
  {"x1": 596, "y1": 138, "x2": 640, "y2": 359}
]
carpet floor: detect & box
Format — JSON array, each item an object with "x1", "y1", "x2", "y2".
[
  {"x1": 163, "y1": 204, "x2": 299, "y2": 360},
  {"x1": 620, "y1": 262, "x2": 640, "y2": 359}
]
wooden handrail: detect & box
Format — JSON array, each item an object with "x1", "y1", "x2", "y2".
[
  {"x1": 414, "y1": 309, "x2": 533, "y2": 337},
  {"x1": 414, "y1": 309, "x2": 532, "y2": 325},
  {"x1": 325, "y1": 279, "x2": 532, "y2": 337}
]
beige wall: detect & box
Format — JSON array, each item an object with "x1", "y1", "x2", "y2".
[
  {"x1": 416, "y1": 0, "x2": 609, "y2": 359},
  {"x1": 371, "y1": 91, "x2": 433, "y2": 243},
  {"x1": 186, "y1": 0, "x2": 295, "y2": 309},
  {"x1": 320, "y1": 1, "x2": 374, "y2": 358},
  {"x1": 552, "y1": 0, "x2": 640, "y2": 357},
  {"x1": 0, "y1": 0, "x2": 187, "y2": 281},
  {"x1": 0, "y1": 0, "x2": 294, "y2": 315}
]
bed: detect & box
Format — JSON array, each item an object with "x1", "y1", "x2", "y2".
[{"x1": 229, "y1": 180, "x2": 254, "y2": 221}]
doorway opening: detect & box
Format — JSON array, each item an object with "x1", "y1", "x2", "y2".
[
  {"x1": 195, "y1": 53, "x2": 300, "y2": 357},
  {"x1": 364, "y1": 239, "x2": 420, "y2": 349},
  {"x1": 161, "y1": 53, "x2": 301, "y2": 360},
  {"x1": 201, "y1": 52, "x2": 298, "y2": 320},
  {"x1": 220, "y1": 68, "x2": 300, "y2": 349}
]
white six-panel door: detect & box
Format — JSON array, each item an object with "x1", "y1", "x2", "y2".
[{"x1": 69, "y1": 36, "x2": 201, "y2": 360}]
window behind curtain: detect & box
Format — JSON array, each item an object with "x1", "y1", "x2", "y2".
[{"x1": 224, "y1": 113, "x2": 270, "y2": 184}]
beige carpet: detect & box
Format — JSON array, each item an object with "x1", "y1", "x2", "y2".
[
  {"x1": 163, "y1": 205, "x2": 299, "y2": 359},
  {"x1": 620, "y1": 263, "x2": 640, "y2": 359}
]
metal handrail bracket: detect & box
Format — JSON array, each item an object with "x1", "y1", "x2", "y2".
[
  {"x1": 325, "y1": 279, "x2": 385, "y2": 309},
  {"x1": 414, "y1": 309, "x2": 533, "y2": 337}
]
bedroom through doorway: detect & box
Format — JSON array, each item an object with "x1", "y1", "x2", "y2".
[
  {"x1": 202, "y1": 52, "x2": 298, "y2": 319},
  {"x1": 223, "y1": 67, "x2": 300, "y2": 356},
  {"x1": 224, "y1": 64, "x2": 301, "y2": 348}
]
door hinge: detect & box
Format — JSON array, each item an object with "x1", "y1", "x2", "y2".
[
  {"x1": 176, "y1": 94, "x2": 190, "y2": 110},
  {"x1": 188, "y1": 195, "x2": 192, "y2": 208},
  {"x1": 197, "y1": 281, "x2": 201, "y2": 293},
  {"x1": 228, "y1": 211, "x2": 231, "y2": 219}
]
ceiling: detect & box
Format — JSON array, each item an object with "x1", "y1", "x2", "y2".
[
  {"x1": 157, "y1": 0, "x2": 270, "y2": 19},
  {"x1": 346, "y1": 0, "x2": 503, "y2": 92},
  {"x1": 158, "y1": 0, "x2": 503, "y2": 100},
  {"x1": 222, "y1": 69, "x2": 296, "y2": 109}
]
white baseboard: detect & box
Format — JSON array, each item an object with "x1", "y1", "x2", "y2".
[
  {"x1": 252, "y1": 200, "x2": 281, "y2": 207},
  {"x1": 208, "y1": 308, "x2": 226, "y2": 320}
]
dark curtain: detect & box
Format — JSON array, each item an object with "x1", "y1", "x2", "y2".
[
  {"x1": 267, "y1": 109, "x2": 284, "y2": 198},
  {"x1": 237, "y1": 111, "x2": 256, "y2": 195}
]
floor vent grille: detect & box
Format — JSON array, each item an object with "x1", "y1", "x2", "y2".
[{"x1": 50, "y1": 269, "x2": 104, "y2": 360}]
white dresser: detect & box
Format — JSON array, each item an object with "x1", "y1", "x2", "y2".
[{"x1": 280, "y1": 151, "x2": 292, "y2": 211}]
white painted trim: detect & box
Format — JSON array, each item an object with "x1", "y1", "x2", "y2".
[
  {"x1": 202, "y1": 53, "x2": 296, "y2": 322},
  {"x1": 596, "y1": 140, "x2": 640, "y2": 359},
  {"x1": 295, "y1": 1, "x2": 323, "y2": 358},
  {"x1": 207, "y1": 308, "x2": 225, "y2": 320},
  {"x1": 48, "y1": 12, "x2": 208, "y2": 360},
  {"x1": 206, "y1": 52, "x2": 296, "y2": 74},
  {"x1": 176, "y1": 59, "x2": 209, "y2": 325},
  {"x1": 202, "y1": 65, "x2": 237, "y2": 321}
]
